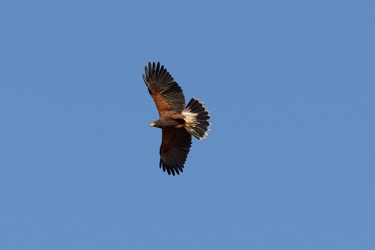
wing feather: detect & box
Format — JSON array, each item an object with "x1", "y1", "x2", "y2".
[
  {"x1": 159, "y1": 128, "x2": 192, "y2": 175},
  {"x1": 142, "y1": 62, "x2": 185, "y2": 115}
]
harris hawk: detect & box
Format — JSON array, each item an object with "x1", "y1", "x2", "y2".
[{"x1": 142, "y1": 62, "x2": 211, "y2": 175}]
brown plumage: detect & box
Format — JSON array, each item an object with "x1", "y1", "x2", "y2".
[{"x1": 142, "y1": 62, "x2": 211, "y2": 175}]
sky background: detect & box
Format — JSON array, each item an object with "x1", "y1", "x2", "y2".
[{"x1": 1, "y1": 1, "x2": 375, "y2": 249}]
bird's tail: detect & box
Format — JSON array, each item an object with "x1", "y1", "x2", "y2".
[{"x1": 182, "y1": 98, "x2": 211, "y2": 140}]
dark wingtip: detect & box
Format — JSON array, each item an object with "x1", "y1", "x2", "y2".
[{"x1": 159, "y1": 161, "x2": 184, "y2": 176}]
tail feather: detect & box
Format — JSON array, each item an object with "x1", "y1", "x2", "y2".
[{"x1": 182, "y1": 98, "x2": 211, "y2": 140}]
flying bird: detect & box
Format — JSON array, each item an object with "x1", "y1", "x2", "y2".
[{"x1": 142, "y1": 62, "x2": 211, "y2": 175}]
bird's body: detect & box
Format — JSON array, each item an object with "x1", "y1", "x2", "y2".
[
  {"x1": 142, "y1": 62, "x2": 211, "y2": 175},
  {"x1": 150, "y1": 114, "x2": 185, "y2": 129}
]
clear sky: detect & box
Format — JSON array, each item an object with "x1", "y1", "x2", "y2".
[{"x1": 1, "y1": 1, "x2": 374, "y2": 249}]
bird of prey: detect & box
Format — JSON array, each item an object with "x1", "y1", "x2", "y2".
[{"x1": 142, "y1": 62, "x2": 211, "y2": 175}]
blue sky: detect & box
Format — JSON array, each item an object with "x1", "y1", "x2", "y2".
[{"x1": 1, "y1": 1, "x2": 374, "y2": 249}]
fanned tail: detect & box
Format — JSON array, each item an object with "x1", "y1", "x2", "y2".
[{"x1": 182, "y1": 98, "x2": 211, "y2": 140}]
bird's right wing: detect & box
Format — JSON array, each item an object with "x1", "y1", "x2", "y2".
[{"x1": 142, "y1": 62, "x2": 186, "y2": 116}]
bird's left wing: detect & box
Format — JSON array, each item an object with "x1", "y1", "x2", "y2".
[{"x1": 159, "y1": 128, "x2": 192, "y2": 175}]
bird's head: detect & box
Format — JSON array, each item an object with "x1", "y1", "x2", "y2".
[{"x1": 150, "y1": 120, "x2": 162, "y2": 128}]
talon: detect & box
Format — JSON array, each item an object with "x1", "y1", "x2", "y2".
[{"x1": 184, "y1": 118, "x2": 196, "y2": 128}]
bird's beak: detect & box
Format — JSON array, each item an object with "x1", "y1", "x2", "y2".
[{"x1": 150, "y1": 122, "x2": 155, "y2": 127}]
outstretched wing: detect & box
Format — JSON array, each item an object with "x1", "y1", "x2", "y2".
[
  {"x1": 159, "y1": 128, "x2": 192, "y2": 175},
  {"x1": 142, "y1": 62, "x2": 185, "y2": 115}
]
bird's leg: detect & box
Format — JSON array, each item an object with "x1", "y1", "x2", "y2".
[
  {"x1": 172, "y1": 114, "x2": 185, "y2": 120},
  {"x1": 172, "y1": 114, "x2": 196, "y2": 128}
]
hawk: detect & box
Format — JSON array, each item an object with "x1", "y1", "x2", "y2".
[{"x1": 142, "y1": 62, "x2": 211, "y2": 175}]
